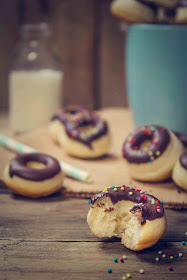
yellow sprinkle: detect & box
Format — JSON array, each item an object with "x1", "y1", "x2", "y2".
[
  {"x1": 151, "y1": 200, "x2": 155, "y2": 204},
  {"x1": 150, "y1": 193, "x2": 153, "y2": 195},
  {"x1": 148, "y1": 151, "x2": 153, "y2": 156},
  {"x1": 102, "y1": 188, "x2": 107, "y2": 192},
  {"x1": 121, "y1": 187, "x2": 125, "y2": 190},
  {"x1": 122, "y1": 277, "x2": 127, "y2": 280},
  {"x1": 129, "y1": 192, "x2": 133, "y2": 195},
  {"x1": 108, "y1": 187, "x2": 112, "y2": 188},
  {"x1": 126, "y1": 273, "x2": 131, "y2": 278},
  {"x1": 150, "y1": 126, "x2": 155, "y2": 130},
  {"x1": 143, "y1": 147, "x2": 148, "y2": 151},
  {"x1": 170, "y1": 256, "x2": 174, "y2": 259},
  {"x1": 156, "y1": 151, "x2": 160, "y2": 156},
  {"x1": 114, "y1": 188, "x2": 117, "y2": 191}
]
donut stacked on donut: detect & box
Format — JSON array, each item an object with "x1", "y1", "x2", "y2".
[
  {"x1": 49, "y1": 106, "x2": 111, "y2": 158},
  {"x1": 172, "y1": 151, "x2": 187, "y2": 190},
  {"x1": 122, "y1": 125, "x2": 184, "y2": 181},
  {"x1": 87, "y1": 185, "x2": 167, "y2": 251},
  {"x1": 4, "y1": 153, "x2": 64, "y2": 198}
]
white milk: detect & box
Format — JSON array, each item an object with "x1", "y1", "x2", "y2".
[{"x1": 9, "y1": 69, "x2": 63, "y2": 132}]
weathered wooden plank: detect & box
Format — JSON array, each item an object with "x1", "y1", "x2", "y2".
[
  {"x1": 0, "y1": 240, "x2": 186, "y2": 279},
  {"x1": 0, "y1": 192, "x2": 186, "y2": 242}
]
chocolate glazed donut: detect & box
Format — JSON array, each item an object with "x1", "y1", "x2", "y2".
[
  {"x1": 4, "y1": 153, "x2": 64, "y2": 198},
  {"x1": 122, "y1": 125, "x2": 170, "y2": 163},
  {"x1": 180, "y1": 151, "x2": 187, "y2": 170},
  {"x1": 87, "y1": 185, "x2": 167, "y2": 251},
  {"x1": 122, "y1": 125, "x2": 184, "y2": 181},
  {"x1": 9, "y1": 153, "x2": 61, "y2": 181},
  {"x1": 52, "y1": 106, "x2": 108, "y2": 148}
]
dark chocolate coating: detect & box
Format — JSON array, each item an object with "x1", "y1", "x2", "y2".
[
  {"x1": 9, "y1": 153, "x2": 61, "y2": 181},
  {"x1": 91, "y1": 186, "x2": 164, "y2": 224},
  {"x1": 122, "y1": 125, "x2": 170, "y2": 164},
  {"x1": 137, "y1": 0, "x2": 158, "y2": 11},
  {"x1": 51, "y1": 106, "x2": 108, "y2": 148},
  {"x1": 173, "y1": 131, "x2": 187, "y2": 147},
  {"x1": 179, "y1": 0, "x2": 187, "y2": 7},
  {"x1": 180, "y1": 151, "x2": 187, "y2": 169}
]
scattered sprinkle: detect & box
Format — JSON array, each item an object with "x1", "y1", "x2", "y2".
[
  {"x1": 148, "y1": 160, "x2": 152, "y2": 163},
  {"x1": 170, "y1": 256, "x2": 174, "y2": 259},
  {"x1": 158, "y1": 251, "x2": 162, "y2": 254},
  {"x1": 160, "y1": 201, "x2": 164, "y2": 204},
  {"x1": 169, "y1": 266, "x2": 173, "y2": 271},
  {"x1": 162, "y1": 254, "x2": 166, "y2": 258},
  {"x1": 130, "y1": 186, "x2": 134, "y2": 189},
  {"x1": 145, "y1": 192, "x2": 148, "y2": 194},
  {"x1": 114, "y1": 188, "x2": 117, "y2": 191},
  {"x1": 122, "y1": 277, "x2": 127, "y2": 280},
  {"x1": 108, "y1": 268, "x2": 112, "y2": 273},
  {"x1": 120, "y1": 258, "x2": 124, "y2": 262},
  {"x1": 155, "y1": 257, "x2": 159, "y2": 261},
  {"x1": 157, "y1": 206, "x2": 161, "y2": 209},
  {"x1": 156, "y1": 151, "x2": 160, "y2": 156},
  {"x1": 88, "y1": 200, "x2": 91, "y2": 204},
  {"x1": 179, "y1": 253, "x2": 183, "y2": 257},
  {"x1": 186, "y1": 232, "x2": 187, "y2": 235},
  {"x1": 151, "y1": 200, "x2": 155, "y2": 204},
  {"x1": 126, "y1": 273, "x2": 131, "y2": 278},
  {"x1": 139, "y1": 269, "x2": 144, "y2": 274},
  {"x1": 129, "y1": 192, "x2": 133, "y2": 195},
  {"x1": 123, "y1": 185, "x2": 125, "y2": 188},
  {"x1": 148, "y1": 151, "x2": 153, "y2": 156},
  {"x1": 112, "y1": 186, "x2": 115, "y2": 189},
  {"x1": 102, "y1": 188, "x2": 107, "y2": 192},
  {"x1": 123, "y1": 255, "x2": 127, "y2": 260},
  {"x1": 174, "y1": 254, "x2": 178, "y2": 258},
  {"x1": 156, "y1": 200, "x2": 160, "y2": 203},
  {"x1": 144, "y1": 196, "x2": 147, "y2": 200},
  {"x1": 121, "y1": 187, "x2": 125, "y2": 190},
  {"x1": 182, "y1": 241, "x2": 185, "y2": 245},
  {"x1": 157, "y1": 209, "x2": 161, "y2": 213},
  {"x1": 114, "y1": 258, "x2": 118, "y2": 263}
]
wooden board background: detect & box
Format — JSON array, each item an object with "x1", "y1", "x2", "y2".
[{"x1": 0, "y1": 0, "x2": 127, "y2": 111}]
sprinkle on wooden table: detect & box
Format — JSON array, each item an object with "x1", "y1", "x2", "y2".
[
  {"x1": 114, "y1": 258, "x2": 118, "y2": 263},
  {"x1": 168, "y1": 253, "x2": 172, "y2": 256},
  {"x1": 174, "y1": 254, "x2": 178, "y2": 258},
  {"x1": 88, "y1": 200, "x2": 91, "y2": 204},
  {"x1": 169, "y1": 266, "x2": 173, "y2": 271},
  {"x1": 139, "y1": 269, "x2": 144, "y2": 274},
  {"x1": 162, "y1": 254, "x2": 166, "y2": 258},
  {"x1": 112, "y1": 186, "x2": 115, "y2": 189},
  {"x1": 123, "y1": 255, "x2": 127, "y2": 260},
  {"x1": 158, "y1": 251, "x2": 162, "y2": 254},
  {"x1": 179, "y1": 253, "x2": 183, "y2": 257},
  {"x1": 182, "y1": 241, "x2": 185, "y2": 245},
  {"x1": 122, "y1": 277, "x2": 127, "y2": 280},
  {"x1": 126, "y1": 273, "x2": 131, "y2": 278},
  {"x1": 120, "y1": 258, "x2": 124, "y2": 262},
  {"x1": 170, "y1": 256, "x2": 174, "y2": 259},
  {"x1": 155, "y1": 257, "x2": 159, "y2": 261},
  {"x1": 107, "y1": 268, "x2": 112, "y2": 273}
]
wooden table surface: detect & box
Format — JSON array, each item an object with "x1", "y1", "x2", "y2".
[{"x1": 0, "y1": 113, "x2": 187, "y2": 280}]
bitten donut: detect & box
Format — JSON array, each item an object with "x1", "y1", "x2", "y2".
[
  {"x1": 122, "y1": 125, "x2": 184, "y2": 182},
  {"x1": 87, "y1": 185, "x2": 167, "y2": 251},
  {"x1": 3, "y1": 153, "x2": 64, "y2": 198},
  {"x1": 49, "y1": 106, "x2": 110, "y2": 159},
  {"x1": 110, "y1": 0, "x2": 156, "y2": 23},
  {"x1": 172, "y1": 151, "x2": 187, "y2": 190}
]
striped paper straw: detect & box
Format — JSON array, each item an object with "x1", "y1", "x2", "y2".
[{"x1": 0, "y1": 134, "x2": 92, "y2": 183}]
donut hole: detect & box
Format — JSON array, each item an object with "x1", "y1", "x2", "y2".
[
  {"x1": 140, "y1": 139, "x2": 152, "y2": 150},
  {"x1": 26, "y1": 161, "x2": 46, "y2": 169}
]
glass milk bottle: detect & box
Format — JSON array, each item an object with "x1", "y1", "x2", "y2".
[{"x1": 9, "y1": 23, "x2": 63, "y2": 133}]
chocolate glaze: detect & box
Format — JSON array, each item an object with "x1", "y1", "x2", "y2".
[
  {"x1": 51, "y1": 106, "x2": 108, "y2": 148},
  {"x1": 91, "y1": 186, "x2": 164, "y2": 224},
  {"x1": 9, "y1": 153, "x2": 61, "y2": 181},
  {"x1": 179, "y1": 0, "x2": 187, "y2": 7},
  {"x1": 122, "y1": 125, "x2": 170, "y2": 164},
  {"x1": 136, "y1": 0, "x2": 158, "y2": 11},
  {"x1": 173, "y1": 131, "x2": 187, "y2": 147},
  {"x1": 180, "y1": 151, "x2": 187, "y2": 169}
]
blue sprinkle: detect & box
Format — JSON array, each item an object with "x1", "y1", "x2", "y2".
[
  {"x1": 182, "y1": 241, "x2": 185, "y2": 245},
  {"x1": 112, "y1": 186, "x2": 115, "y2": 189},
  {"x1": 88, "y1": 200, "x2": 91, "y2": 204},
  {"x1": 148, "y1": 160, "x2": 152, "y2": 163},
  {"x1": 160, "y1": 201, "x2": 164, "y2": 204},
  {"x1": 174, "y1": 254, "x2": 178, "y2": 258},
  {"x1": 153, "y1": 129, "x2": 156, "y2": 132},
  {"x1": 114, "y1": 258, "x2": 118, "y2": 263},
  {"x1": 108, "y1": 268, "x2": 112, "y2": 273}
]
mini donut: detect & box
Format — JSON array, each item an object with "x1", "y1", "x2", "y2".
[
  {"x1": 4, "y1": 153, "x2": 64, "y2": 198},
  {"x1": 87, "y1": 185, "x2": 167, "y2": 251},
  {"x1": 110, "y1": 0, "x2": 156, "y2": 23},
  {"x1": 174, "y1": 0, "x2": 187, "y2": 23},
  {"x1": 122, "y1": 125, "x2": 184, "y2": 182},
  {"x1": 49, "y1": 106, "x2": 111, "y2": 159},
  {"x1": 172, "y1": 151, "x2": 187, "y2": 190},
  {"x1": 173, "y1": 131, "x2": 187, "y2": 147}
]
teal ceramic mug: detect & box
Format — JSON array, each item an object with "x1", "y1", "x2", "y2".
[{"x1": 126, "y1": 24, "x2": 187, "y2": 134}]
